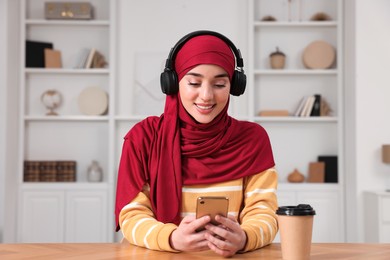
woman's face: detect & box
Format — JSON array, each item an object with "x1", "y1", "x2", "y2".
[{"x1": 179, "y1": 64, "x2": 230, "y2": 124}]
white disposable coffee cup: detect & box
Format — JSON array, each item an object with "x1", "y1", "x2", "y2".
[{"x1": 276, "y1": 204, "x2": 316, "y2": 260}]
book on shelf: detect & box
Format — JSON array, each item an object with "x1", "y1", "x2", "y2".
[
  {"x1": 294, "y1": 96, "x2": 308, "y2": 117},
  {"x1": 310, "y1": 94, "x2": 321, "y2": 116},
  {"x1": 84, "y1": 48, "x2": 96, "y2": 69},
  {"x1": 294, "y1": 94, "x2": 323, "y2": 117},
  {"x1": 301, "y1": 96, "x2": 315, "y2": 117},
  {"x1": 39, "y1": 161, "x2": 57, "y2": 182},
  {"x1": 26, "y1": 40, "x2": 53, "y2": 68},
  {"x1": 75, "y1": 48, "x2": 90, "y2": 68},
  {"x1": 318, "y1": 155, "x2": 338, "y2": 183},
  {"x1": 75, "y1": 48, "x2": 107, "y2": 69},
  {"x1": 44, "y1": 49, "x2": 62, "y2": 68},
  {"x1": 56, "y1": 161, "x2": 77, "y2": 182},
  {"x1": 23, "y1": 160, "x2": 76, "y2": 182},
  {"x1": 259, "y1": 110, "x2": 289, "y2": 117},
  {"x1": 23, "y1": 161, "x2": 40, "y2": 182},
  {"x1": 307, "y1": 162, "x2": 325, "y2": 183}
]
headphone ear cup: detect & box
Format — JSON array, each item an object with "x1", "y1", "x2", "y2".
[
  {"x1": 230, "y1": 71, "x2": 247, "y2": 96},
  {"x1": 160, "y1": 69, "x2": 179, "y2": 95}
]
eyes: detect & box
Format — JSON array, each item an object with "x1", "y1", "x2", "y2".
[{"x1": 187, "y1": 79, "x2": 228, "y2": 88}]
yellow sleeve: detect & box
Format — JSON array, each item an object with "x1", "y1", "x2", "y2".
[
  {"x1": 119, "y1": 188, "x2": 179, "y2": 252},
  {"x1": 239, "y1": 168, "x2": 279, "y2": 252}
]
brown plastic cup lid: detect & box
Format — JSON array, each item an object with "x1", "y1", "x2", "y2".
[{"x1": 276, "y1": 204, "x2": 316, "y2": 216}]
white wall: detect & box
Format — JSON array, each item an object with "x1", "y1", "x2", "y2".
[
  {"x1": 116, "y1": 0, "x2": 249, "y2": 118},
  {"x1": 0, "y1": 0, "x2": 19, "y2": 243},
  {"x1": 355, "y1": 0, "x2": 390, "y2": 190},
  {"x1": 345, "y1": 0, "x2": 390, "y2": 242},
  {"x1": 0, "y1": 0, "x2": 7, "y2": 243}
]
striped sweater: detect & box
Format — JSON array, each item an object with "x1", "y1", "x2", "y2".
[{"x1": 119, "y1": 168, "x2": 278, "y2": 252}]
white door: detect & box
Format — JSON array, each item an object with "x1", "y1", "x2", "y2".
[
  {"x1": 20, "y1": 191, "x2": 65, "y2": 242},
  {"x1": 298, "y1": 191, "x2": 343, "y2": 242},
  {"x1": 65, "y1": 190, "x2": 108, "y2": 242}
]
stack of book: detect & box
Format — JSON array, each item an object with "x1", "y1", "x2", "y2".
[
  {"x1": 24, "y1": 160, "x2": 77, "y2": 182},
  {"x1": 74, "y1": 48, "x2": 107, "y2": 69},
  {"x1": 57, "y1": 161, "x2": 78, "y2": 182},
  {"x1": 23, "y1": 161, "x2": 41, "y2": 182},
  {"x1": 294, "y1": 94, "x2": 328, "y2": 117},
  {"x1": 39, "y1": 161, "x2": 58, "y2": 182}
]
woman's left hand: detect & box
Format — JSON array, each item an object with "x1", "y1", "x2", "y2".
[{"x1": 204, "y1": 215, "x2": 247, "y2": 257}]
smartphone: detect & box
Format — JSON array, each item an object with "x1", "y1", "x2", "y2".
[{"x1": 196, "y1": 196, "x2": 229, "y2": 230}]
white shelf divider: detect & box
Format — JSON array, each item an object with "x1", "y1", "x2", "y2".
[{"x1": 26, "y1": 19, "x2": 110, "y2": 26}]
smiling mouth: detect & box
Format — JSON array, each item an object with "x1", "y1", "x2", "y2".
[{"x1": 195, "y1": 104, "x2": 215, "y2": 110}]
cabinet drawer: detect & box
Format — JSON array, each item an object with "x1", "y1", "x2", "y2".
[
  {"x1": 381, "y1": 197, "x2": 390, "y2": 222},
  {"x1": 276, "y1": 191, "x2": 296, "y2": 207},
  {"x1": 20, "y1": 191, "x2": 65, "y2": 242}
]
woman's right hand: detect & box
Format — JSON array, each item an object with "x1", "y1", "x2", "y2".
[{"x1": 169, "y1": 215, "x2": 211, "y2": 252}]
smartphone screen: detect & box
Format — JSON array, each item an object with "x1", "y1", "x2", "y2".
[{"x1": 196, "y1": 196, "x2": 229, "y2": 230}]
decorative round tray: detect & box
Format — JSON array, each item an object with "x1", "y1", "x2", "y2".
[
  {"x1": 78, "y1": 86, "x2": 108, "y2": 115},
  {"x1": 302, "y1": 40, "x2": 335, "y2": 69}
]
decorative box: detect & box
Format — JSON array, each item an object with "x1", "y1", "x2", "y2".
[{"x1": 45, "y1": 2, "x2": 93, "y2": 20}]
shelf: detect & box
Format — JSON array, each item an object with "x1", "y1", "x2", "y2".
[
  {"x1": 24, "y1": 115, "x2": 109, "y2": 122},
  {"x1": 114, "y1": 115, "x2": 151, "y2": 121},
  {"x1": 26, "y1": 19, "x2": 110, "y2": 26},
  {"x1": 115, "y1": 115, "x2": 253, "y2": 122},
  {"x1": 21, "y1": 182, "x2": 109, "y2": 190},
  {"x1": 25, "y1": 68, "x2": 110, "y2": 74},
  {"x1": 254, "y1": 21, "x2": 338, "y2": 27},
  {"x1": 254, "y1": 69, "x2": 338, "y2": 75},
  {"x1": 253, "y1": 116, "x2": 338, "y2": 123},
  {"x1": 278, "y1": 182, "x2": 341, "y2": 191}
]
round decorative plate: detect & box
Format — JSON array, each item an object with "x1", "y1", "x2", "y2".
[
  {"x1": 302, "y1": 40, "x2": 335, "y2": 69},
  {"x1": 78, "y1": 86, "x2": 108, "y2": 115}
]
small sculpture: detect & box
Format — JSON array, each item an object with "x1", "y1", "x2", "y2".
[
  {"x1": 320, "y1": 98, "x2": 332, "y2": 116},
  {"x1": 41, "y1": 89, "x2": 62, "y2": 115},
  {"x1": 270, "y1": 47, "x2": 286, "y2": 69},
  {"x1": 310, "y1": 12, "x2": 332, "y2": 21},
  {"x1": 287, "y1": 168, "x2": 305, "y2": 183},
  {"x1": 87, "y1": 160, "x2": 103, "y2": 182},
  {"x1": 261, "y1": 15, "x2": 276, "y2": 22}
]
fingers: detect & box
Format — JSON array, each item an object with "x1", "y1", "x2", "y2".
[
  {"x1": 170, "y1": 216, "x2": 214, "y2": 252},
  {"x1": 204, "y1": 215, "x2": 246, "y2": 257},
  {"x1": 214, "y1": 214, "x2": 240, "y2": 232},
  {"x1": 180, "y1": 215, "x2": 196, "y2": 224},
  {"x1": 205, "y1": 233, "x2": 235, "y2": 257},
  {"x1": 192, "y1": 215, "x2": 211, "y2": 232}
]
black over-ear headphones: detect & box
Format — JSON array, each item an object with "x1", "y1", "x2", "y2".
[{"x1": 160, "y1": 30, "x2": 246, "y2": 96}]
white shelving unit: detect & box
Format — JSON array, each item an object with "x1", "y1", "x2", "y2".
[
  {"x1": 248, "y1": 0, "x2": 344, "y2": 242},
  {"x1": 17, "y1": 0, "x2": 116, "y2": 242}
]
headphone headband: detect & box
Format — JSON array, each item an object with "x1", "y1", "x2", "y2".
[{"x1": 164, "y1": 30, "x2": 244, "y2": 71}]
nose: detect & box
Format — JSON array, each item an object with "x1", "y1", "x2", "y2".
[{"x1": 199, "y1": 83, "x2": 213, "y2": 101}]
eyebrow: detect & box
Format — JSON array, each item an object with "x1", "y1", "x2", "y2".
[{"x1": 186, "y1": 72, "x2": 229, "y2": 78}]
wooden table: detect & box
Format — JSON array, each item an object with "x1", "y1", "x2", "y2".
[{"x1": 0, "y1": 243, "x2": 389, "y2": 259}]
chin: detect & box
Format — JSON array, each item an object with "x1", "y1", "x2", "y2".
[{"x1": 193, "y1": 116, "x2": 215, "y2": 124}]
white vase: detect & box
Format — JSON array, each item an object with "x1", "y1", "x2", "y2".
[{"x1": 87, "y1": 160, "x2": 103, "y2": 182}]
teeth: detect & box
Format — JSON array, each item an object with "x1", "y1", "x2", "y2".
[{"x1": 196, "y1": 104, "x2": 213, "y2": 109}]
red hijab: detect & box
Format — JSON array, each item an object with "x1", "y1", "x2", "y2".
[{"x1": 115, "y1": 35, "x2": 274, "y2": 231}]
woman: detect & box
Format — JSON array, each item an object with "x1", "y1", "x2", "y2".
[{"x1": 115, "y1": 31, "x2": 278, "y2": 257}]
